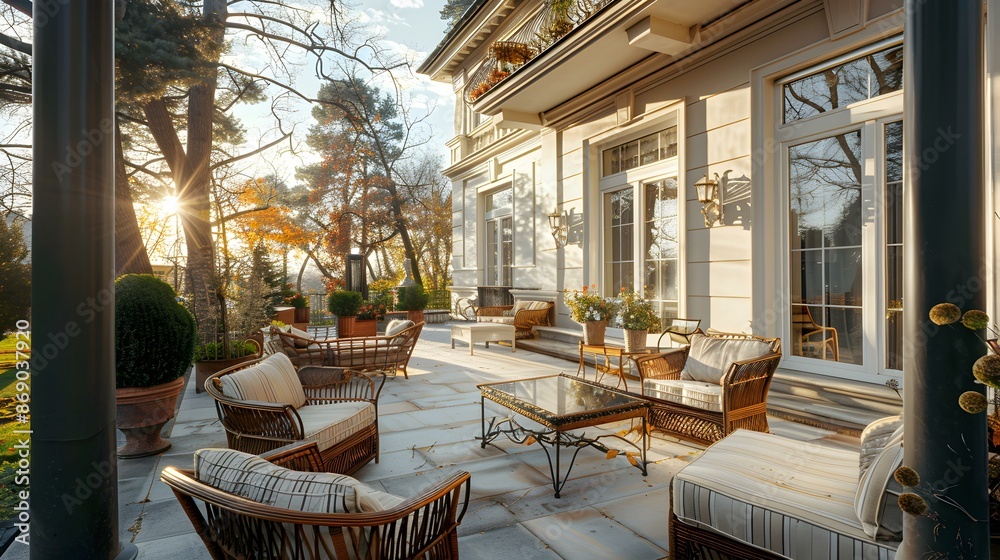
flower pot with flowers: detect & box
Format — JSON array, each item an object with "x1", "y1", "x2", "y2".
[
  {"x1": 354, "y1": 302, "x2": 384, "y2": 337},
  {"x1": 564, "y1": 285, "x2": 617, "y2": 345},
  {"x1": 618, "y1": 289, "x2": 658, "y2": 352},
  {"x1": 285, "y1": 291, "x2": 310, "y2": 324}
]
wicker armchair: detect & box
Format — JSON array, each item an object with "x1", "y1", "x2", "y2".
[
  {"x1": 161, "y1": 441, "x2": 471, "y2": 560},
  {"x1": 633, "y1": 331, "x2": 781, "y2": 445},
  {"x1": 475, "y1": 300, "x2": 553, "y2": 339},
  {"x1": 205, "y1": 353, "x2": 384, "y2": 475}
]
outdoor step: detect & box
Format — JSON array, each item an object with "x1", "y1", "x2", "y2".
[
  {"x1": 533, "y1": 326, "x2": 584, "y2": 345},
  {"x1": 517, "y1": 335, "x2": 899, "y2": 436}
]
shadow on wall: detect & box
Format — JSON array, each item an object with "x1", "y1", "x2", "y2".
[{"x1": 720, "y1": 170, "x2": 753, "y2": 230}]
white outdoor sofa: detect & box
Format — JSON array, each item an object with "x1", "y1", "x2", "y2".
[{"x1": 669, "y1": 416, "x2": 904, "y2": 559}]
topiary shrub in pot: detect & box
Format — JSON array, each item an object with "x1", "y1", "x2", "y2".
[
  {"x1": 115, "y1": 274, "x2": 197, "y2": 458},
  {"x1": 396, "y1": 285, "x2": 429, "y2": 324},
  {"x1": 192, "y1": 339, "x2": 261, "y2": 395},
  {"x1": 328, "y1": 290, "x2": 364, "y2": 337}
]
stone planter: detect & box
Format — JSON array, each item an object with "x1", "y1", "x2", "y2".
[
  {"x1": 583, "y1": 320, "x2": 608, "y2": 346},
  {"x1": 116, "y1": 376, "x2": 185, "y2": 458},
  {"x1": 624, "y1": 329, "x2": 648, "y2": 353},
  {"x1": 338, "y1": 315, "x2": 357, "y2": 337},
  {"x1": 194, "y1": 354, "x2": 258, "y2": 394}
]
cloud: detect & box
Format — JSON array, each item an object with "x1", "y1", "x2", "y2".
[{"x1": 389, "y1": 0, "x2": 424, "y2": 7}]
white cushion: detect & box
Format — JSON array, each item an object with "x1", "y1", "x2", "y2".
[
  {"x1": 385, "y1": 319, "x2": 415, "y2": 338},
  {"x1": 477, "y1": 316, "x2": 514, "y2": 325},
  {"x1": 219, "y1": 353, "x2": 307, "y2": 408},
  {"x1": 642, "y1": 378, "x2": 723, "y2": 412},
  {"x1": 297, "y1": 402, "x2": 377, "y2": 452},
  {"x1": 860, "y1": 415, "x2": 903, "y2": 475},
  {"x1": 854, "y1": 431, "x2": 904, "y2": 540},
  {"x1": 682, "y1": 334, "x2": 773, "y2": 384},
  {"x1": 289, "y1": 326, "x2": 314, "y2": 348},
  {"x1": 525, "y1": 301, "x2": 550, "y2": 311},
  {"x1": 673, "y1": 430, "x2": 899, "y2": 558},
  {"x1": 512, "y1": 301, "x2": 531, "y2": 314}
]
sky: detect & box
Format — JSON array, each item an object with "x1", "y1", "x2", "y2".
[{"x1": 224, "y1": 0, "x2": 456, "y2": 188}]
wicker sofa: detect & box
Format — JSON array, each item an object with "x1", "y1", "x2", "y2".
[
  {"x1": 475, "y1": 300, "x2": 553, "y2": 339},
  {"x1": 161, "y1": 441, "x2": 471, "y2": 560},
  {"x1": 633, "y1": 332, "x2": 781, "y2": 445},
  {"x1": 205, "y1": 352, "x2": 383, "y2": 475},
  {"x1": 670, "y1": 418, "x2": 904, "y2": 559},
  {"x1": 272, "y1": 322, "x2": 424, "y2": 378}
]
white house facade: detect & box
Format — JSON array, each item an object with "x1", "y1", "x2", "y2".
[{"x1": 418, "y1": 0, "x2": 999, "y2": 395}]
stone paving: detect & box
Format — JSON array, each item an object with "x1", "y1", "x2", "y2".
[{"x1": 1, "y1": 323, "x2": 860, "y2": 559}]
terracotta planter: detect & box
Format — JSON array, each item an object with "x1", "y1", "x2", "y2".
[
  {"x1": 194, "y1": 354, "x2": 258, "y2": 394},
  {"x1": 294, "y1": 307, "x2": 310, "y2": 324},
  {"x1": 624, "y1": 329, "x2": 648, "y2": 353},
  {"x1": 116, "y1": 376, "x2": 185, "y2": 459},
  {"x1": 338, "y1": 315, "x2": 357, "y2": 337},
  {"x1": 583, "y1": 320, "x2": 608, "y2": 346},
  {"x1": 406, "y1": 310, "x2": 425, "y2": 324},
  {"x1": 353, "y1": 319, "x2": 377, "y2": 337}
]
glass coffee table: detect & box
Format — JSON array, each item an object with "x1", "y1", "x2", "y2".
[{"x1": 478, "y1": 374, "x2": 650, "y2": 498}]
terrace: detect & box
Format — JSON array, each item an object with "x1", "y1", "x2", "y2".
[{"x1": 1, "y1": 324, "x2": 859, "y2": 559}]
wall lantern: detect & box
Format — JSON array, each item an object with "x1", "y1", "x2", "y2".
[
  {"x1": 548, "y1": 210, "x2": 569, "y2": 247},
  {"x1": 694, "y1": 173, "x2": 723, "y2": 227}
]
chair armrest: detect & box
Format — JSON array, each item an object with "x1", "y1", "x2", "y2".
[
  {"x1": 721, "y1": 353, "x2": 782, "y2": 389},
  {"x1": 633, "y1": 348, "x2": 688, "y2": 383},
  {"x1": 297, "y1": 366, "x2": 379, "y2": 403},
  {"x1": 213, "y1": 398, "x2": 305, "y2": 441},
  {"x1": 476, "y1": 305, "x2": 513, "y2": 318},
  {"x1": 260, "y1": 441, "x2": 326, "y2": 472}
]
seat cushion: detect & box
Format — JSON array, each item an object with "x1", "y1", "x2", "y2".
[
  {"x1": 330, "y1": 346, "x2": 404, "y2": 369},
  {"x1": 219, "y1": 353, "x2": 307, "y2": 408},
  {"x1": 854, "y1": 432, "x2": 904, "y2": 540},
  {"x1": 297, "y1": 402, "x2": 377, "y2": 452},
  {"x1": 673, "y1": 430, "x2": 898, "y2": 559},
  {"x1": 643, "y1": 378, "x2": 723, "y2": 412},
  {"x1": 859, "y1": 415, "x2": 903, "y2": 475},
  {"x1": 478, "y1": 316, "x2": 514, "y2": 325},
  {"x1": 682, "y1": 334, "x2": 773, "y2": 384}
]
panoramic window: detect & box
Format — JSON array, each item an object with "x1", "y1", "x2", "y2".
[
  {"x1": 483, "y1": 188, "x2": 513, "y2": 287},
  {"x1": 601, "y1": 126, "x2": 678, "y2": 177},
  {"x1": 783, "y1": 42, "x2": 902, "y2": 123}
]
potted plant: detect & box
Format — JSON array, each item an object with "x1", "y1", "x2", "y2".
[
  {"x1": 115, "y1": 274, "x2": 197, "y2": 458},
  {"x1": 328, "y1": 290, "x2": 364, "y2": 337},
  {"x1": 618, "y1": 289, "x2": 658, "y2": 352},
  {"x1": 285, "y1": 291, "x2": 309, "y2": 324},
  {"x1": 564, "y1": 285, "x2": 617, "y2": 346},
  {"x1": 192, "y1": 339, "x2": 260, "y2": 394},
  {"x1": 396, "y1": 284, "x2": 430, "y2": 324},
  {"x1": 354, "y1": 302, "x2": 383, "y2": 337}
]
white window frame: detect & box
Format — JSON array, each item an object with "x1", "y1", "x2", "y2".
[
  {"x1": 760, "y1": 37, "x2": 905, "y2": 384},
  {"x1": 481, "y1": 185, "x2": 513, "y2": 287}
]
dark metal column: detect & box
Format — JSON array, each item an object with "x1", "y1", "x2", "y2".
[
  {"x1": 31, "y1": 1, "x2": 133, "y2": 558},
  {"x1": 903, "y1": 0, "x2": 988, "y2": 557}
]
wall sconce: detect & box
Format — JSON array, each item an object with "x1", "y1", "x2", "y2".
[
  {"x1": 694, "y1": 173, "x2": 724, "y2": 227},
  {"x1": 547, "y1": 210, "x2": 569, "y2": 247}
]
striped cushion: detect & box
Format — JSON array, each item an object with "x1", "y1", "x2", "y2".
[
  {"x1": 298, "y1": 402, "x2": 377, "y2": 452},
  {"x1": 477, "y1": 316, "x2": 514, "y2": 325},
  {"x1": 513, "y1": 300, "x2": 549, "y2": 313},
  {"x1": 219, "y1": 353, "x2": 307, "y2": 408},
  {"x1": 682, "y1": 335, "x2": 773, "y2": 384},
  {"x1": 854, "y1": 432, "x2": 904, "y2": 540},
  {"x1": 194, "y1": 448, "x2": 359, "y2": 512},
  {"x1": 643, "y1": 378, "x2": 723, "y2": 412},
  {"x1": 673, "y1": 430, "x2": 899, "y2": 559},
  {"x1": 385, "y1": 319, "x2": 414, "y2": 338},
  {"x1": 860, "y1": 416, "x2": 903, "y2": 475}
]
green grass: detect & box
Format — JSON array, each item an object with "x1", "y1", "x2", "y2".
[{"x1": 0, "y1": 335, "x2": 29, "y2": 520}]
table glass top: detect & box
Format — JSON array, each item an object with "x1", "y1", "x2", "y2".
[{"x1": 479, "y1": 374, "x2": 646, "y2": 421}]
